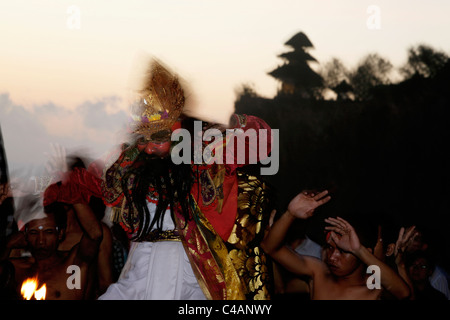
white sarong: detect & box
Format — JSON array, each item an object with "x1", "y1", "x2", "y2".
[{"x1": 98, "y1": 202, "x2": 206, "y2": 300}]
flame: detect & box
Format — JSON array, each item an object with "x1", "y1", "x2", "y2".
[
  {"x1": 21, "y1": 277, "x2": 46, "y2": 300},
  {"x1": 34, "y1": 284, "x2": 46, "y2": 300}
]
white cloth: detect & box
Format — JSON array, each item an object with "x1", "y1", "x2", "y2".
[
  {"x1": 294, "y1": 236, "x2": 322, "y2": 259},
  {"x1": 430, "y1": 266, "x2": 450, "y2": 300},
  {"x1": 98, "y1": 202, "x2": 206, "y2": 300}
]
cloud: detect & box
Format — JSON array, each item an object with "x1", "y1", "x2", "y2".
[
  {"x1": 76, "y1": 96, "x2": 128, "y2": 131},
  {"x1": 0, "y1": 93, "x2": 52, "y2": 171},
  {"x1": 0, "y1": 93, "x2": 128, "y2": 175}
]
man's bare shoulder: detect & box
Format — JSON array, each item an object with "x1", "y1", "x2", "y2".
[{"x1": 293, "y1": 252, "x2": 327, "y2": 273}]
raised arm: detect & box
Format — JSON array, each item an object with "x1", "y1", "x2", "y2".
[
  {"x1": 72, "y1": 203, "x2": 103, "y2": 263},
  {"x1": 96, "y1": 224, "x2": 114, "y2": 294},
  {"x1": 261, "y1": 190, "x2": 331, "y2": 277},
  {"x1": 393, "y1": 226, "x2": 418, "y2": 299},
  {"x1": 44, "y1": 167, "x2": 103, "y2": 263}
]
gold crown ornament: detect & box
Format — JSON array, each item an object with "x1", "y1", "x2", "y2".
[{"x1": 129, "y1": 59, "x2": 185, "y2": 141}]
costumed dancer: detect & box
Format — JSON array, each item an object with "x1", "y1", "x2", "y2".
[{"x1": 99, "y1": 59, "x2": 274, "y2": 300}]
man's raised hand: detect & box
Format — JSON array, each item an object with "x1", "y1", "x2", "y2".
[{"x1": 287, "y1": 190, "x2": 331, "y2": 220}]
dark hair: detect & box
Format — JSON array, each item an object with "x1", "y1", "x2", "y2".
[{"x1": 121, "y1": 152, "x2": 194, "y2": 241}]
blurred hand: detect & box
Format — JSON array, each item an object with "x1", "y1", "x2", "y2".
[
  {"x1": 287, "y1": 190, "x2": 331, "y2": 219},
  {"x1": 395, "y1": 226, "x2": 417, "y2": 255},
  {"x1": 44, "y1": 143, "x2": 68, "y2": 175},
  {"x1": 325, "y1": 217, "x2": 361, "y2": 253},
  {"x1": 394, "y1": 226, "x2": 417, "y2": 265}
]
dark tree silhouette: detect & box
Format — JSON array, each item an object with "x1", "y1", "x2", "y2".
[
  {"x1": 234, "y1": 83, "x2": 260, "y2": 100},
  {"x1": 320, "y1": 58, "x2": 354, "y2": 100},
  {"x1": 321, "y1": 58, "x2": 349, "y2": 89},
  {"x1": 349, "y1": 53, "x2": 393, "y2": 101},
  {"x1": 268, "y1": 32, "x2": 323, "y2": 99},
  {"x1": 400, "y1": 44, "x2": 449, "y2": 79}
]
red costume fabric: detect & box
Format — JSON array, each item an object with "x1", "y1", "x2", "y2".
[
  {"x1": 190, "y1": 114, "x2": 272, "y2": 241},
  {"x1": 43, "y1": 166, "x2": 103, "y2": 207}
]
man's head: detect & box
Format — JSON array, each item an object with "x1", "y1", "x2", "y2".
[
  {"x1": 322, "y1": 213, "x2": 378, "y2": 277},
  {"x1": 323, "y1": 231, "x2": 363, "y2": 277},
  {"x1": 405, "y1": 251, "x2": 435, "y2": 284},
  {"x1": 24, "y1": 202, "x2": 68, "y2": 260},
  {"x1": 25, "y1": 215, "x2": 61, "y2": 260}
]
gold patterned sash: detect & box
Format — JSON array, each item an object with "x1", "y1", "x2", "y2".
[{"x1": 176, "y1": 170, "x2": 273, "y2": 300}]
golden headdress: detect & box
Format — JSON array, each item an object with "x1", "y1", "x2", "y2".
[{"x1": 129, "y1": 59, "x2": 185, "y2": 141}]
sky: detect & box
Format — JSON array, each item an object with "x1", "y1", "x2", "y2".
[{"x1": 1, "y1": 0, "x2": 450, "y2": 176}]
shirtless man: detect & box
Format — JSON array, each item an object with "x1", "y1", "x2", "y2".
[
  {"x1": 261, "y1": 190, "x2": 411, "y2": 300},
  {"x1": 1, "y1": 193, "x2": 102, "y2": 299}
]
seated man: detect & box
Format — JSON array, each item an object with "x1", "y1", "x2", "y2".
[{"x1": 0, "y1": 168, "x2": 103, "y2": 300}]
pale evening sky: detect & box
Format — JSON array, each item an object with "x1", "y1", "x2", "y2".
[{"x1": 1, "y1": 0, "x2": 449, "y2": 174}]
